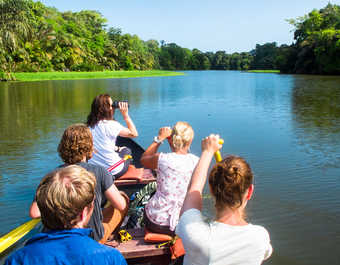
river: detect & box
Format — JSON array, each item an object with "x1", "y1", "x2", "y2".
[{"x1": 0, "y1": 71, "x2": 339, "y2": 264}]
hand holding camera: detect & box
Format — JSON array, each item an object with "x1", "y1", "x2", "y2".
[
  {"x1": 112, "y1": 100, "x2": 129, "y2": 109},
  {"x1": 113, "y1": 100, "x2": 129, "y2": 118}
]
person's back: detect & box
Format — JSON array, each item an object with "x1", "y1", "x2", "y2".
[
  {"x1": 178, "y1": 209, "x2": 271, "y2": 265},
  {"x1": 89, "y1": 119, "x2": 123, "y2": 170},
  {"x1": 76, "y1": 161, "x2": 114, "y2": 241},
  {"x1": 5, "y1": 229, "x2": 125, "y2": 265},
  {"x1": 176, "y1": 135, "x2": 272, "y2": 265},
  {"x1": 145, "y1": 152, "x2": 198, "y2": 230},
  {"x1": 141, "y1": 122, "x2": 198, "y2": 235},
  {"x1": 86, "y1": 94, "x2": 138, "y2": 178}
]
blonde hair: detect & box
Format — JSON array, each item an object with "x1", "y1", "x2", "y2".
[
  {"x1": 171, "y1": 121, "x2": 194, "y2": 151},
  {"x1": 36, "y1": 165, "x2": 96, "y2": 230}
]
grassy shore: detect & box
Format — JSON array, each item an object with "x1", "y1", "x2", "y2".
[
  {"x1": 247, "y1": 70, "x2": 280, "y2": 73},
  {"x1": 13, "y1": 70, "x2": 184, "y2": 82}
]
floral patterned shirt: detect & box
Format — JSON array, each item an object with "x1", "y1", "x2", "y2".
[{"x1": 145, "y1": 152, "x2": 199, "y2": 231}]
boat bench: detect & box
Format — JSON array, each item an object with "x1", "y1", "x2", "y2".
[
  {"x1": 114, "y1": 168, "x2": 156, "y2": 187},
  {"x1": 114, "y1": 178, "x2": 156, "y2": 187},
  {"x1": 107, "y1": 228, "x2": 171, "y2": 265}
]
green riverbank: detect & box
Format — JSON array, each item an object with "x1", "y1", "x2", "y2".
[
  {"x1": 12, "y1": 70, "x2": 184, "y2": 82},
  {"x1": 247, "y1": 70, "x2": 280, "y2": 73}
]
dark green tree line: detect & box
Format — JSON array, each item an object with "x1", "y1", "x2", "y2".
[
  {"x1": 250, "y1": 3, "x2": 340, "y2": 74},
  {"x1": 287, "y1": 3, "x2": 340, "y2": 74},
  {"x1": 1, "y1": 1, "x2": 339, "y2": 78}
]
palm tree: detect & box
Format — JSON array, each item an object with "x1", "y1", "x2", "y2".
[{"x1": 0, "y1": 0, "x2": 32, "y2": 77}]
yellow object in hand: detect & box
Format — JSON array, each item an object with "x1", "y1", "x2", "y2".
[{"x1": 214, "y1": 139, "x2": 224, "y2": 162}]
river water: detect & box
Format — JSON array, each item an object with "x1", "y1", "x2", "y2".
[{"x1": 0, "y1": 71, "x2": 339, "y2": 264}]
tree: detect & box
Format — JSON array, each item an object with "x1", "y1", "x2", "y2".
[
  {"x1": 159, "y1": 43, "x2": 192, "y2": 70},
  {"x1": 146, "y1": 39, "x2": 160, "y2": 69},
  {"x1": 0, "y1": 0, "x2": 31, "y2": 51},
  {"x1": 250, "y1": 42, "x2": 278, "y2": 70},
  {"x1": 276, "y1": 44, "x2": 297, "y2": 73},
  {"x1": 288, "y1": 3, "x2": 340, "y2": 74},
  {"x1": 0, "y1": 0, "x2": 32, "y2": 77}
]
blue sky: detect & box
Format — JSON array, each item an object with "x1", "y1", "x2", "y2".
[{"x1": 39, "y1": 0, "x2": 338, "y2": 53}]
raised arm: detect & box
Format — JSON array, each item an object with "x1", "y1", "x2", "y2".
[
  {"x1": 180, "y1": 134, "x2": 222, "y2": 216},
  {"x1": 140, "y1": 127, "x2": 172, "y2": 169},
  {"x1": 118, "y1": 102, "x2": 138, "y2": 138}
]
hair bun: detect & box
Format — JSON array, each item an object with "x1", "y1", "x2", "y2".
[
  {"x1": 171, "y1": 121, "x2": 194, "y2": 151},
  {"x1": 232, "y1": 166, "x2": 239, "y2": 174},
  {"x1": 227, "y1": 165, "x2": 239, "y2": 176},
  {"x1": 208, "y1": 155, "x2": 253, "y2": 210}
]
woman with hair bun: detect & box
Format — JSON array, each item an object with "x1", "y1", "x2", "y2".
[
  {"x1": 140, "y1": 121, "x2": 199, "y2": 235},
  {"x1": 177, "y1": 134, "x2": 272, "y2": 265}
]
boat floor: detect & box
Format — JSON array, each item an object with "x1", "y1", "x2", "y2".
[{"x1": 105, "y1": 228, "x2": 171, "y2": 265}]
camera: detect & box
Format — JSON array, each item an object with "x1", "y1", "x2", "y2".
[{"x1": 112, "y1": 100, "x2": 129, "y2": 108}]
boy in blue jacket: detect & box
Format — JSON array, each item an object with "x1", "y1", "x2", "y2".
[{"x1": 5, "y1": 165, "x2": 127, "y2": 265}]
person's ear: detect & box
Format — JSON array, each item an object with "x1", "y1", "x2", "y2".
[
  {"x1": 79, "y1": 205, "x2": 90, "y2": 223},
  {"x1": 246, "y1": 184, "x2": 254, "y2": 200},
  {"x1": 79, "y1": 208, "x2": 86, "y2": 222}
]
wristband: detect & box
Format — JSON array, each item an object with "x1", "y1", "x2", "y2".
[{"x1": 153, "y1": 136, "x2": 163, "y2": 144}]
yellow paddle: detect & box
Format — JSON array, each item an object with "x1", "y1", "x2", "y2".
[
  {"x1": 214, "y1": 139, "x2": 224, "y2": 162},
  {"x1": 0, "y1": 218, "x2": 40, "y2": 253}
]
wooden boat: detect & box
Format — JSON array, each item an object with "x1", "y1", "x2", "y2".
[{"x1": 107, "y1": 228, "x2": 172, "y2": 265}]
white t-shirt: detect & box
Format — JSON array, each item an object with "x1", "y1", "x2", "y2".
[
  {"x1": 88, "y1": 120, "x2": 124, "y2": 175},
  {"x1": 145, "y1": 152, "x2": 199, "y2": 231},
  {"x1": 176, "y1": 209, "x2": 273, "y2": 265}
]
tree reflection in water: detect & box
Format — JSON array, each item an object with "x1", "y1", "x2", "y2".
[{"x1": 291, "y1": 75, "x2": 340, "y2": 168}]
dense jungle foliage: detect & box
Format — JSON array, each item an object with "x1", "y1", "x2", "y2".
[{"x1": 0, "y1": 1, "x2": 339, "y2": 79}]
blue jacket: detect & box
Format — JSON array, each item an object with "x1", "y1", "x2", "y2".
[{"x1": 5, "y1": 228, "x2": 127, "y2": 265}]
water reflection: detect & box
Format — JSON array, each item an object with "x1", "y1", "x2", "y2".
[
  {"x1": 291, "y1": 75, "x2": 340, "y2": 168},
  {"x1": 0, "y1": 79, "x2": 154, "y2": 158}
]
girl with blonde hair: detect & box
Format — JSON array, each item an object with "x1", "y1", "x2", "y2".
[{"x1": 140, "y1": 121, "x2": 199, "y2": 235}]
